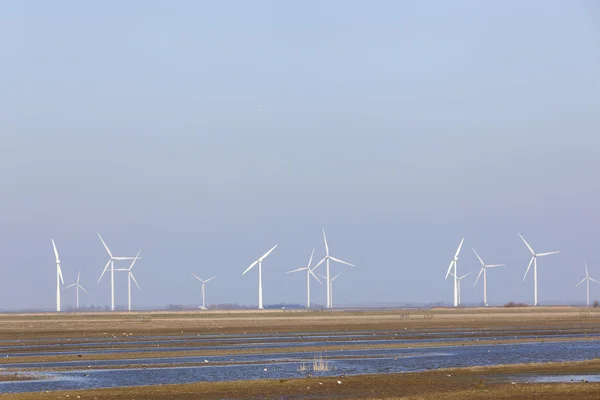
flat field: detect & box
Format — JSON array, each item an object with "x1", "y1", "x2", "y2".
[{"x1": 0, "y1": 306, "x2": 599, "y2": 399}]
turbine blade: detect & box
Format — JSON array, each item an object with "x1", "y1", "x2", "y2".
[
  {"x1": 58, "y1": 265, "x2": 64, "y2": 285},
  {"x1": 204, "y1": 276, "x2": 216, "y2": 283},
  {"x1": 589, "y1": 278, "x2": 600, "y2": 284},
  {"x1": 454, "y1": 238, "x2": 464, "y2": 258},
  {"x1": 65, "y1": 283, "x2": 77, "y2": 289},
  {"x1": 312, "y1": 257, "x2": 326, "y2": 271},
  {"x1": 486, "y1": 264, "x2": 505, "y2": 268},
  {"x1": 287, "y1": 267, "x2": 307, "y2": 274},
  {"x1": 97, "y1": 259, "x2": 111, "y2": 283},
  {"x1": 77, "y1": 269, "x2": 81, "y2": 284},
  {"x1": 260, "y1": 244, "x2": 278, "y2": 260},
  {"x1": 191, "y1": 272, "x2": 203, "y2": 282},
  {"x1": 445, "y1": 260, "x2": 454, "y2": 280},
  {"x1": 472, "y1": 248, "x2": 485, "y2": 267},
  {"x1": 242, "y1": 260, "x2": 259, "y2": 275},
  {"x1": 131, "y1": 273, "x2": 141, "y2": 290},
  {"x1": 575, "y1": 277, "x2": 586, "y2": 287},
  {"x1": 518, "y1": 233, "x2": 535, "y2": 255},
  {"x1": 97, "y1": 233, "x2": 113, "y2": 258},
  {"x1": 474, "y1": 267, "x2": 484, "y2": 286},
  {"x1": 537, "y1": 251, "x2": 559, "y2": 257},
  {"x1": 113, "y1": 257, "x2": 139, "y2": 260},
  {"x1": 329, "y1": 256, "x2": 355, "y2": 267},
  {"x1": 309, "y1": 268, "x2": 322, "y2": 284},
  {"x1": 523, "y1": 257, "x2": 534, "y2": 281},
  {"x1": 332, "y1": 272, "x2": 343, "y2": 281},
  {"x1": 128, "y1": 250, "x2": 141, "y2": 270},
  {"x1": 52, "y1": 239, "x2": 59, "y2": 262},
  {"x1": 322, "y1": 229, "x2": 330, "y2": 256},
  {"x1": 79, "y1": 284, "x2": 88, "y2": 293},
  {"x1": 459, "y1": 271, "x2": 471, "y2": 280},
  {"x1": 307, "y1": 247, "x2": 315, "y2": 268},
  {"x1": 585, "y1": 262, "x2": 589, "y2": 278}
]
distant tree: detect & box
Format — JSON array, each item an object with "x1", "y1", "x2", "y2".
[
  {"x1": 593, "y1": 300, "x2": 599, "y2": 308},
  {"x1": 504, "y1": 301, "x2": 527, "y2": 307}
]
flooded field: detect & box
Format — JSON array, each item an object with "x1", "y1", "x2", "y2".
[{"x1": 0, "y1": 308, "x2": 599, "y2": 398}]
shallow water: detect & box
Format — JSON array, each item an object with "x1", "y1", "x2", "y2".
[{"x1": 1, "y1": 339, "x2": 599, "y2": 393}]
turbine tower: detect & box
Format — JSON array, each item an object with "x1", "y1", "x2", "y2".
[
  {"x1": 287, "y1": 247, "x2": 322, "y2": 309},
  {"x1": 114, "y1": 250, "x2": 141, "y2": 311},
  {"x1": 575, "y1": 262, "x2": 599, "y2": 306},
  {"x1": 51, "y1": 239, "x2": 65, "y2": 312},
  {"x1": 454, "y1": 272, "x2": 471, "y2": 305},
  {"x1": 242, "y1": 245, "x2": 277, "y2": 309},
  {"x1": 97, "y1": 233, "x2": 138, "y2": 311},
  {"x1": 519, "y1": 233, "x2": 559, "y2": 306},
  {"x1": 65, "y1": 269, "x2": 88, "y2": 309},
  {"x1": 191, "y1": 273, "x2": 216, "y2": 310},
  {"x1": 445, "y1": 238, "x2": 464, "y2": 307},
  {"x1": 472, "y1": 248, "x2": 505, "y2": 306},
  {"x1": 313, "y1": 229, "x2": 355, "y2": 309},
  {"x1": 318, "y1": 272, "x2": 343, "y2": 308}
]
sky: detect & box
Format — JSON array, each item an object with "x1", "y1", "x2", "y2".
[{"x1": 1, "y1": 1, "x2": 599, "y2": 310}]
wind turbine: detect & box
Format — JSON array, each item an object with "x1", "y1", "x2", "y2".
[
  {"x1": 575, "y1": 262, "x2": 600, "y2": 306},
  {"x1": 519, "y1": 233, "x2": 559, "y2": 306},
  {"x1": 114, "y1": 250, "x2": 141, "y2": 311},
  {"x1": 191, "y1": 273, "x2": 216, "y2": 310},
  {"x1": 97, "y1": 233, "x2": 139, "y2": 311},
  {"x1": 318, "y1": 272, "x2": 343, "y2": 308},
  {"x1": 473, "y1": 248, "x2": 505, "y2": 306},
  {"x1": 445, "y1": 238, "x2": 464, "y2": 307},
  {"x1": 287, "y1": 247, "x2": 322, "y2": 309},
  {"x1": 65, "y1": 269, "x2": 88, "y2": 310},
  {"x1": 51, "y1": 239, "x2": 65, "y2": 312},
  {"x1": 242, "y1": 245, "x2": 277, "y2": 309},
  {"x1": 313, "y1": 229, "x2": 355, "y2": 308}
]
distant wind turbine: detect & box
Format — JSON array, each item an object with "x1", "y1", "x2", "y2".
[
  {"x1": 519, "y1": 233, "x2": 559, "y2": 306},
  {"x1": 313, "y1": 229, "x2": 355, "y2": 308},
  {"x1": 287, "y1": 247, "x2": 322, "y2": 309},
  {"x1": 472, "y1": 248, "x2": 505, "y2": 306},
  {"x1": 445, "y1": 238, "x2": 464, "y2": 307},
  {"x1": 318, "y1": 272, "x2": 343, "y2": 308},
  {"x1": 97, "y1": 233, "x2": 139, "y2": 311},
  {"x1": 114, "y1": 250, "x2": 141, "y2": 311},
  {"x1": 191, "y1": 273, "x2": 216, "y2": 310},
  {"x1": 575, "y1": 262, "x2": 600, "y2": 306},
  {"x1": 449, "y1": 271, "x2": 471, "y2": 306},
  {"x1": 51, "y1": 239, "x2": 65, "y2": 312},
  {"x1": 65, "y1": 269, "x2": 88, "y2": 310},
  {"x1": 242, "y1": 245, "x2": 277, "y2": 310}
]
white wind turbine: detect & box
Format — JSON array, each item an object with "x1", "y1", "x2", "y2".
[
  {"x1": 445, "y1": 238, "x2": 464, "y2": 307},
  {"x1": 97, "y1": 233, "x2": 139, "y2": 311},
  {"x1": 287, "y1": 247, "x2": 322, "y2": 309},
  {"x1": 318, "y1": 272, "x2": 343, "y2": 308},
  {"x1": 51, "y1": 239, "x2": 65, "y2": 312},
  {"x1": 114, "y1": 250, "x2": 141, "y2": 311},
  {"x1": 65, "y1": 269, "x2": 88, "y2": 310},
  {"x1": 472, "y1": 248, "x2": 505, "y2": 307},
  {"x1": 313, "y1": 229, "x2": 355, "y2": 309},
  {"x1": 242, "y1": 245, "x2": 277, "y2": 309},
  {"x1": 575, "y1": 262, "x2": 600, "y2": 306},
  {"x1": 519, "y1": 233, "x2": 559, "y2": 306},
  {"x1": 191, "y1": 273, "x2": 216, "y2": 310}
]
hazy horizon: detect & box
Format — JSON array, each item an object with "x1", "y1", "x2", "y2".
[{"x1": 1, "y1": 1, "x2": 599, "y2": 311}]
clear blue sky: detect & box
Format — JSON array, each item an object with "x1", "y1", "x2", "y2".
[{"x1": 1, "y1": 1, "x2": 599, "y2": 310}]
